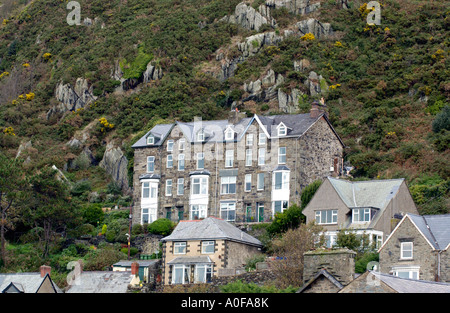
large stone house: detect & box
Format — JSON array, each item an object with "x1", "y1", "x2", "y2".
[
  {"x1": 131, "y1": 102, "x2": 344, "y2": 225},
  {"x1": 302, "y1": 177, "x2": 419, "y2": 248},
  {"x1": 160, "y1": 217, "x2": 262, "y2": 285},
  {"x1": 378, "y1": 213, "x2": 450, "y2": 282}
]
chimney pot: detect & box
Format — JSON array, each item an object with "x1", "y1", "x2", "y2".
[{"x1": 40, "y1": 265, "x2": 51, "y2": 278}]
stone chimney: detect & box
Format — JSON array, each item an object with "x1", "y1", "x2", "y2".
[
  {"x1": 131, "y1": 262, "x2": 139, "y2": 276},
  {"x1": 310, "y1": 98, "x2": 328, "y2": 119},
  {"x1": 40, "y1": 265, "x2": 51, "y2": 278},
  {"x1": 228, "y1": 108, "x2": 247, "y2": 125},
  {"x1": 303, "y1": 248, "x2": 356, "y2": 286}
]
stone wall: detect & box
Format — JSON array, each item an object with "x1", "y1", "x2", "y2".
[{"x1": 303, "y1": 248, "x2": 356, "y2": 286}]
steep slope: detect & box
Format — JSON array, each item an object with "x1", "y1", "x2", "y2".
[{"x1": 0, "y1": 0, "x2": 448, "y2": 214}]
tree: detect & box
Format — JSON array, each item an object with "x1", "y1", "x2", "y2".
[
  {"x1": 300, "y1": 180, "x2": 322, "y2": 209},
  {"x1": 0, "y1": 153, "x2": 26, "y2": 266},
  {"x1": 24, "y1": 167, "x2": 81, "y2": 257},
  {"x1": 269, "y1": 222, "x2": 324, "y2": 288}
]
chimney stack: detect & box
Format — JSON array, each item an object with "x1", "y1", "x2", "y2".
[
  {"x1": 40, "y1": 265, "x2": 51, "y2": 278},
  {"x1": 131, "y1": 262, "x2": 139, "y2": 276},
  {"x1": 310, "y1": 98, "x2": 328, "y2": 119},
  {"x1": 228, "y1": 108, "x2": 246, "y2": 125}
]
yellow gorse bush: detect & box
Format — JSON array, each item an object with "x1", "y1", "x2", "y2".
[
  {"x1": 99, "y1": 117, "x2": 115, "y2": 132},
  {"x1": 301, "y1": 33, "x2": 315, "y2": 41},
  {"x1": 26, "y1": 92, "x2": 35, "y2": 101},
  {"x1": 3, "y1": 127, "x2": 15, "y2": 136}
]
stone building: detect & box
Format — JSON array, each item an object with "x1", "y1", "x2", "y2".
[
  {"x1": 160, "y1": 217, "x2": 262, "y2": 285},
  {"x1": 131, "y1": 102, "x2": 344, "y2": 225},
  {"x1": 297, "y1": 248, "x2": 356, "y2": 293},
  {"x1": 302, "y1": 177, "x2": 419, "y2": 248},
  {"x1": 378, "y1": 213, "x2": 450, "y2": 282}
]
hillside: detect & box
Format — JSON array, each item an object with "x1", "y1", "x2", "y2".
[{"x1": 0, "y1": 0, "x2": 448, "y2": 217}]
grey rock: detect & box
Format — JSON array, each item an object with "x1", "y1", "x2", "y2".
[
  {"x1": 99, "y1": 142, "x2": 130, "y2": 193},
  {"x1": 221, "y1": 2, "x2": 276, "y2": 31},
  {"x1": 297, "y1": 18, "x2": 333, "y2": 39},
  {"x1": 265, "y1": 0, "x2": 321, "y2": 15}
]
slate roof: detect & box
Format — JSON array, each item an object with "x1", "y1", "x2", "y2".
[
  {"x1": 167, "y1": 256, "x2": 213, "y2": 265},
  {"x1": 0, "y1": 273, "x2": 63, "y2": 293},
  {"x1": 161, "y1": 217, "x2": 262, "y2": 247},
  {"x1": 327, "y1": 177, "x2": 404, "y2": 210},
  {"x1": 112, "y1": 260, "x2": 160, "y2": 268},
  {"x1": 296, "y1": 268, "x2": 344, "y2": 293},
  {"x1": 131, "y1": 112, "x2": 344, "y2": 148},
  {"x1": 65, "y1": 271, "x2": 134, "y2": 293},
  {"x1": 370, "y1": 271, "x2": 450, "y2": 293},
  {"x1": 404, "y1": 213, "x2": 450, "y2": 250}
]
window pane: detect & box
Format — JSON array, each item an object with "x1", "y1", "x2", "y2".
[
  {"x1": 257, "y1": 173, "x2": 264, "y2": 190},
  {"x1": 275, "y1": 172, "x2": 282, "y2": 189}
]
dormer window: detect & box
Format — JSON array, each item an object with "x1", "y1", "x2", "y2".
[
  {"x1": 352, "y1": 208, "x2": 371, "y2": 223},
  {"x1": 224, "y1": 127, "x2": 234, "y2": 141},
  {"x1": 277, "y1": 123, "x2": 287, "y2": 137},
  {"x1": 147, "y1": 135, "x2": 155, "y2": 145},
  {"x1": 197, "y1": 130, "x2": 205, "y2": 142}
]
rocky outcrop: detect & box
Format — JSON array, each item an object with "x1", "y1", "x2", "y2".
[
  {"x1": 47, "y1": 78, "x2": 96, "y2": 119},
  {"x1": 265, "y1": 0, "x2": 321, "y2": 15},
  {"x1": 220, "y1": 2, "x2": 276, "y2": 31},
  {"x1": 99, "y1": 141, "x2": 130, "y2": 193},
  {"x1": 278, "y1": 88, "x2": 303, "y2": 113},
  {"x1": 297, "y1": 18, "x2": 333, "y2": 39},
  {"x1": 111, "y1": 60, "x2": 163, "y2": 93},
  {"x1": 304, "y1": 71, "x2": 328, "y2": 96},
  {"x1": 217, "y1": 30, "x2": 294, "y2": 81},
  {"x1": 243, "y1": 69, "x2": 285, "y2": 102}
]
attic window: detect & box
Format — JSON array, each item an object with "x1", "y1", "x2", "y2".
[
  {"x1": 197, "y1": 130, "x2": 205, "y2": 142},
  {"x1": 277, "y1": 123, "x2": 287, "y2": 136},
  {"x1": 147, "y1": 135, "x2": 155, "y2": 145},
  {"x1": 224, "y1": 128, "x2": 234, "y2": 141}
]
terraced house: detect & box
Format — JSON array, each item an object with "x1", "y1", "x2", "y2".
[{"x1": 131, "y1": 102, "x2": 344, "y2": 225}]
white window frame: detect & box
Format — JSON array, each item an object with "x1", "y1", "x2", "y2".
[
  {"x1": 225, "y1": 150, "x2": 234, "y2": 167},
  {"x1": 201, "y1": 241, "x2": 215, "y2": 254},
  {"x1": 194, "y1": 264, "x2": 213, "y2": 284},
  {"x1": 353, "y1": 208, "x2": 371, "y2": 223},
  {"x1": 177, "y1": 178, "x2": 184, "y2": 195},
  {"x1": 147, "y1": 156, "x2": 155, "y2": 173},
  {"x1": 167, "y1": 140, "x2": 174, "y2": 152},
  {"x1": 178, "y1": 154, "x2": 185, "y2": 171},
  {"x1": 221, "y1": 176, "x2": 236, "y2": 194},
  {"x1": 245, "y1": 149, "x2": 252, "y2": 166},
  {"x1": 246, "y1": 134, "x2": 254, "y2": 146},
  {"x1": 167, "y1": 154, "x2": 173, "y2": 168},
  {"x1": 259, "y1": 133, "x2": 266, "y2": 145},
  {"x1": 273, "y1": 200, "x2": 288, "y2": 215},
  {"x1": 196, "y1": 152, "x2": 205, "y2": 170},
  {"x1": 147, "y1": 135, "x2": 155, "y2": 145},
  {"x1": 257, "y1": 173, "x2": 264, "y2": 190},
  {"x1": 245, "y1": 174, "x2": 251, "y2": 192},
  {"x1": 172, "y1": 264, "x2": 189, "y2": 284},
  {"x1": 141, "y1": 207, "x2": 157, "y2": 225},
  {"x1": 258, "y1": 148, "x2": 265, "y2": 166},
  {"x1": 277, "y1": 123, "x2": 287, "y2": 136},
  {"x1": 400, "y1": 242, "x2": 413, "y2": 260},
  {"x1": 393, "y1": 266, "x2": 419, "y2": 280},
  {"x1": 174, "y1": 242, "x2": 187, "y2": 255},
  {"x1": 197, "y1": 130, "x2": 205, "y2": 142},
  {"x1": 278, "y1": 147, "x2": 286, "y2": 164},
  {"x1": 142, "y1": 181, "x2": 158, "y2": 199},
  {"x1": 225, "y1": 128, "x2": 234, "y2": 141},
  {"x1": 274, "y1": 171, "x2": 289, "y2": 190},
  {"x1": 190, "y1": 204, "x2": 207, "y2": 219},
  {"x1": 220, "y1": 202, "x2": 236, "y2": 221},
  {"x1": 179, "y1": 138, "x2": 185, "y2": 151},
  {"x1": 166, "y1": 179, "x2": 172, "y2": 196},
  {"x1": 191, "y1": 177, "x2": 208, "y2": 195},
  {"x1": 315, "y1": 210, "x2": 338, "y2": 225}
]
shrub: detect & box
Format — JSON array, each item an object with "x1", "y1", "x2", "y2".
[
  {"x1": 300, "y1": 180, "x2": 322, "y2": 209},
  {"x1": 82, "y1": 204, "x2": 105, "y2": 226},
  {"x1": 147, "y1": 218, "x2": 174, "y2": 236},
  {"x1": 220, "y1": 279, "x2": 297, "y2": 293},
  {"x1": 432, "y1": 105, "x2": 450, "y2": 133},
  {"x1": 244, "y1": 254, "x2": 266, "y2": 271},
  {"x1": 267, "y1": 204, "x2": 305, "y2": 236}
]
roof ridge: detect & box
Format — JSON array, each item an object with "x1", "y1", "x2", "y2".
[{"x1": 421, "y1": 215, "x2": 441, "y2": 250}]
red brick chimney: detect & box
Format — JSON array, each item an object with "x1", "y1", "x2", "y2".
[
  {"x1": 131, "y1": 262, "x2": 139, "y2": 276},
  {"x1": 40, "y1": 265, "x2": 51, "y2": 278}
]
